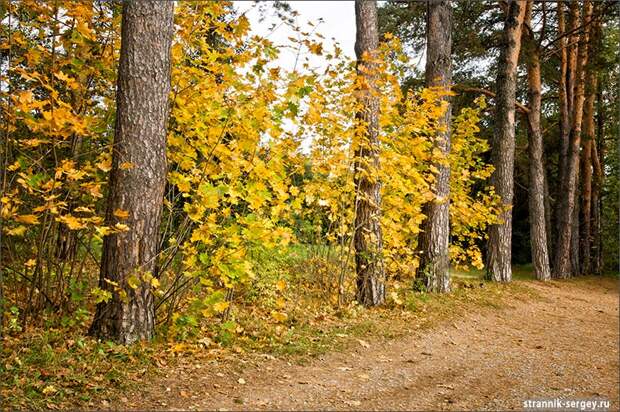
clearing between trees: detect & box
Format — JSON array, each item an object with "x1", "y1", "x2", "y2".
[{"x1": 107, "y1": 277, "x2": 618, "y2": 411}]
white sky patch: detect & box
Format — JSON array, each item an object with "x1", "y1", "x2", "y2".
[
  {"x1": 233, "y1": 1, "x2": 359, "y2": 153},
  {"x1": 235, "y1": 1, "x2": 356, "y2": 72}
]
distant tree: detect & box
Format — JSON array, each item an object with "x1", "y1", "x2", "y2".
[
  {"x1": 419, "y1": 0, "x2": 452, "y2": 292},
  {"x1": 89, "y1": 0, "x2": 175, "y2": 343},
  {"x1": 554, "y1": 0, "x2": 593, "y2": 279},
  {"x1": 523, "y1": 0, "x2": 551, "y2": 281},
  {"x1": 353, "y1": 0, "x2": 386, "y2": 306}
]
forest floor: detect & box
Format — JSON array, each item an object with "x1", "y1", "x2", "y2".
[{"x1": 109, "y1": 277, "x2": 619, "y2": 411}]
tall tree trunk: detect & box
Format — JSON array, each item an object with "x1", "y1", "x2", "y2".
[
  {"x1": 592, "y1": 84, "x2": 604, "y2": 275},
  {"x1": 353, "y1": 0, "x2": 385, "y2": 306},
  {"x1": 566, "y1": 0, "x2": 581, "y2": 120},
  {"x1": 543, "y1": 162, "x2": 553, "y2": 260},
  {"x1": 524, "y1": 0, "x2": 551, "y2": 281},
  {"x1": 553, "y1": 0, "x2": 593, "y2": 279},
  {"x1": 562, "y1": 0, "x2": 580, "y2": 276},
  {"x1": 557, "y1": 0, "x2": 570, "y2": 197},
  {"x1": 89, "y1": 0, "x2": 174, "y2": 344},
  {"x1": 580, "y1": 73, "x2": 597, "y2": 275},
  {"x1": 570, "y1": 180, "x2": 581, "y2": 274},
  {"x1": 486, "y1": 0, "x2": 526, "y2": 283},
  {"x1": 420, "y1": 0, "x2": 452, "y2": 293}
]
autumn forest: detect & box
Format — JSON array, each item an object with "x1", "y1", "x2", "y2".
[{"x1": 1, "y1": 0, "x2": 618, "y2": 410}]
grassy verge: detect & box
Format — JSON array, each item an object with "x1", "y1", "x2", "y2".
[{"x1": 0, "y1": 264, "x2": 542, "y2": 410}]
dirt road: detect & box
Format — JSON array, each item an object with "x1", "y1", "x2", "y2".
[{"x1": 122, "y1": 278, "x2": 619, "y2": 411}]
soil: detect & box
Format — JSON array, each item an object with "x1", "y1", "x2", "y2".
[{"x1": 114, "y1": 278, "x2": 619, "y2": 411}]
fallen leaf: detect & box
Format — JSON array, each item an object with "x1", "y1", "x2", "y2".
[
  {"x1": 357, "y1": 339, "x2": 370, "y2": 348},
  {"x1": 42, "y1": 385, "x2": 56, "y2": 396}
]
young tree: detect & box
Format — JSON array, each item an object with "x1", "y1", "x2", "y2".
[
  {"x1": 353, "y1": 0, "x2": 386, "y2": 306},
  {"x1": 524, "y1": 0, "x2": 551, "y2": 281},
  {"x1": 554, "y1": 0, "x2": 593, "y2": 279},
  {"x1": 89, "y1": 1, "x2": 175, "y2": 343},
  {"x1": 486, "y1": 0, "x2": 526, "y2": 282},
  {"x1": 419, "y1": 0, "x2": 452, "y2": 292}
]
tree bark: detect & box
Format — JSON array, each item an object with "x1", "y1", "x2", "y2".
[
  {"x1": 419, "y1": 0, "x2": 452, "y2": 293},
  {"x1": 354, "y1": 0, "x2": 385, "y2": 306},
  {"x1": 524, "y1": 0, "x2": 551, "y2": 281},
  {"x1": 486, "y1": 0, "x2": 526, "y2": 283},
  {"x1": 592, "y1": 85, "x2": 604, "y2": 275},
  {"x1": 553, "y1": 0, "x2": 593, "y2": 279},
  {"x1": 580, "y1": 72, "x2": 597, "y2": 275},
  {"x1": 89, "y1": 0, "x2": 174, "y2": 344},
  {"x1": 557, "y1": 0, "x2": 570, "y2": 191}
]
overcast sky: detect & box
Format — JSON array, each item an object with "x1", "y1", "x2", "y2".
[{"x1": 235, "y1": 1, "x2": 357, "y2": 71}]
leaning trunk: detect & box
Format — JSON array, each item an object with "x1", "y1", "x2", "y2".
[
  {"x1": 524, "y1": 1, "x2": 551, "y2": 281},
  {"x1": 89, "y1": 0, "x2": 174, "y2": 344},
  {"x1": 419, "y1": 0, "x2": 452, "y2": 293},
  {"x1": 486, "y1": 0, "x2": 526, "y2": 282},
  {"x1": 554, "y1": 0, "x2": 593, "y2": 279},
  {"x1": 353, "y1": 0, "x2": 385, "y2": 306}
]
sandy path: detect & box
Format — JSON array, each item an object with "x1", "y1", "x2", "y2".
[{"x1": 122, "y1": 278, "x2": 619, "y2": 411}]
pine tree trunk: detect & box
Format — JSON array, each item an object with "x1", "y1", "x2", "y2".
[
  {"x1": 524, "y1": 1, "x2": 551, "y2": 281},
  {"x1": 420, "y1": 0, "x2": 452, "y2": 293},
  {"x1": 486, "y1": 0, "x2": 526, "y2": 283},
  {"x1": 571, "y1": 181, "x2": 581, "y2": 274},
  {"x1": 554, "y1": 0, "x2": 592, "y2": 279},
  {"x1": 580, "y1": 73, "x2": 597, "y2": 275},
  {"x1": 543, "y1": 166, "x2": 553, "y2": 260},
  {"x1": 592, "y1": 86, "x2": 604, "y2": 275},
  {"x1": 89, "y1": 0, "x2": 174, "y2": 344},
  {"x1": 354, "y1": 0, "x2": 385, "y2": 306},
  {"x1": 557, "y1": 0, "x2": 570, "y2": 192}
]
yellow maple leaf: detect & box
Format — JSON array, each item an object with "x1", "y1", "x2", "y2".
[
  {"x1": 270, "y1": 311, "x2": 288, "y2": 323},
  {"x1": 7, "y1": 226, "x2": 27, "y2": 236},
  {"x1": 15, "y1": 214, "x2": 39, "y2": 225},
  {"x1": 276, "y1": 279, "x2": 286, "y2": 292},
  {"x1": 213, "y1": 301, "x2": 230, "y2": 313},
  {"x1": 113, "y1": 209, "x2": 129, "y2": 219},
  {"x1": 59, "y1": 215, "x2": 86, "y2": 230}
]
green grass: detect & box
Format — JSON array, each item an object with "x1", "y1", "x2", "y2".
[
  {"x1": 451, "y1": 264, "x2": 535, "y2": 281},
  {"x1": 0, "y1": 329, "x2": 159, "y2": 410}
]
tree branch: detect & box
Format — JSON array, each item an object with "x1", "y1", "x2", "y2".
[{"x1": 454, "y1": 84, "x2": 530, "y2": 114}]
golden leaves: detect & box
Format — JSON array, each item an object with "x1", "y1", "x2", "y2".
[
  {"x1": 58, "y1": 215, "x2": 86, "y2": 230},
  {"x1": 113, "y1": 209, "x2": 129, "y2": 220},
  {"x1": 15, "y1": 214, "x2": 39, "y2": 225}
]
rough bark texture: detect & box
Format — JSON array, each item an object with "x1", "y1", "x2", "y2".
[
  {"x1": 486, "y1": 0, "x2": 526, "y2": 283},
  {"x1": 543, "y1": 168, "x2": 553, "y2": 260},
  {"x1": 419, "y1": 0, "x2": 452, "y2": 293},
  {"x1": 592, "y1": 87, "x2": 604, "y2": 275},
  {"x1": 524, "y1": 1, "x2": 551, "y2": 281},
  {"x1": 89, "y1": 0, "x2": 174, "y2": 344},
  {"x1": 555, "y1": 0, "x2": 569, "y2": 250},
  {"x1": 553, "y1": 0, "x2": 592, "y2": 279},
  {"x1": 580, "y1": 73, "x2": 597, "y2": 275},
  {"x1": 570, "y1": 179, "x2": 581, "y2": 274},
  {"x1": 353, "y1": 0, "x2": 385, "y2": 306}
]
